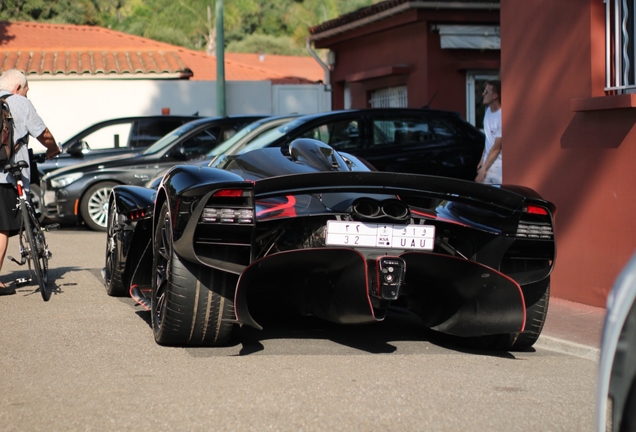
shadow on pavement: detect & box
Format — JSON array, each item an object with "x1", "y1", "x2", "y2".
[{"x1": 122, "y1": 299, "x2": 520, "y2": 359}]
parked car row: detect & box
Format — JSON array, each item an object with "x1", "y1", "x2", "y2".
[
  {"x1": 39, "y1": 108, "x2": 485, "y2": 231},
  {"x1": 37, "y1": 115, "x2": 202, "y2": 176},
  {"x1": 30, "y1": 115, "x2": 201, "y2": 216},
  {"x1": 40, "y1": 115, "x2": 264, "y2": 230}
]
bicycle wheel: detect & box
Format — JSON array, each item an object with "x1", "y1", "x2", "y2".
[{"x1": 21, "y1": 201, "x2": 50, "y2": 301}]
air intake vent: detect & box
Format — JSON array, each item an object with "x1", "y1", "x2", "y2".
[
  {"x1": 202, "y1": 207, "x2": 254, "y2": 224},
  {"x1": 516, "y1": 221, "x2": 553, "y2": 239}
]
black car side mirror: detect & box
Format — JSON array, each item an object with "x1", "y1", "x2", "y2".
[{"x1": 67, "y1": 141, "x2": 84, "y2": 157}]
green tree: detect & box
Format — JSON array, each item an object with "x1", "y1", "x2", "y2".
[
  {"x1": 0, "y1": 0, "x2": 101, "y2": 24},
  {"x1": 1, "y1": 0, "x2": 381, "y2": 54}
]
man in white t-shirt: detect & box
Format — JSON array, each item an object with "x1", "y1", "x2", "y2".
[
  {"x1": 475, "y1": 80, "x2": 502, "y2": 184},
  {"x1": 0, "y1": 69, "x2": 60, "y2": 295}
]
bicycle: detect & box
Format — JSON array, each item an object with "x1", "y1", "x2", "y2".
[{"x1": 3, "y1": 153, "x2": 58, "y2": 301}]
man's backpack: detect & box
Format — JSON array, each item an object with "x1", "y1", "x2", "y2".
[{"x1": 0, "y1": 94, "x2": 16, "y2": 166}]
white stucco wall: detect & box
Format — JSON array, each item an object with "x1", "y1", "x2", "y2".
[
  {"x1": 272, "y1": 84, "x2": 331, "y2": 115},
  {"x1": 25, "y1": 78, "x2": 330, "y2": 145}
]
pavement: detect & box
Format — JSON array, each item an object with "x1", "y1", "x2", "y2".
[{"x1": 536, "y1": 297, "x2": 606, "y2": 360}]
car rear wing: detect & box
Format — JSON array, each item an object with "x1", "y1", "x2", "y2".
[{"x1": 253, "y1": 171, "x2": 537, "y2": 214}]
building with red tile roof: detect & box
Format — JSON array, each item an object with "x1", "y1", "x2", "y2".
[
  {"x1": 0, "y1": 20, "x2": 324, "y2": 83},
  {"x1": 0, "y1": 20, "x2": 330, "y2": 144}
]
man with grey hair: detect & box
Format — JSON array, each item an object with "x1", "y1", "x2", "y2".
[{"x1": 0, "y1": 69, "x2": 60, "y2": 295}]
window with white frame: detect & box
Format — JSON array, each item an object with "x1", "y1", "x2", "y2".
[
  {"x1": 606, "y1": 0, "x2": 636, "y2": 93},
  {"x1": 369, "y1": 86, "x2": 408, "y2": 108}
]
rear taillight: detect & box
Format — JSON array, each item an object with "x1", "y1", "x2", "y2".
[
  {"x1": 517, "y1": 205, "x2": 553, "y2": 239},
  {"x1": 526, "y1": 205, "x2": 548, "y2": 215},
  {"x1": 213, "y1": 189, "x2": 245, "y2": 198},
  {"x1": 129, "y1": 209, "x2": 151, "y2": 221}
]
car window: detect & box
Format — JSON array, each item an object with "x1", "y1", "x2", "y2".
[
  {"x1": 131, "y1": 119, "x2": 188, "y2": 148},
  {"x1": 223, "y1": 128, "x2": 237, "y2": 141},
  {"x1": 143, "y1": 122, "x2": 201, "y2": 155},
  {"x1": 210, "y1": 121, "x2": 289, "y2": 157},
  {"x1": 298, "y1": 120, "x2": 360, "y2": 150},
  {"x1": 206, "y1": 124, "x2": 257, "y2": 157},
  {"x1": 221, "y1": 124, "x2": 245, "y2": 143},
  {"x1": 179, "y1": 126, "x2": 221, "y2": 159},
  {"x1": 372, "y1": 117, "x2": 438, "y2": 147},
  {"x1": 79, "y1": 123, "x2": 132, "y2": 150},
  {"x1": 237, "y1": 125, "x2": 289, "y2": 154},
  {"x1": 429, "y1": 117, "x2": 461, "y2": 138}
]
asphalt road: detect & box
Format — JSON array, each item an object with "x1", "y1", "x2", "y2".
[{"x1": 0, "y1": 229, "x2": 598, "y2": 431}]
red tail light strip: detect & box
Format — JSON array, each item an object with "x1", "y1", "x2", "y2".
[
  {"x1": 256, "y1": 195, "x2": 297, "y2": 219},
  {"x1": 214, "y1": 189, "x2": 244, "y2": 198},
  {"x1": 526, "y1": 205, "x2": 548, "y2": 215}
]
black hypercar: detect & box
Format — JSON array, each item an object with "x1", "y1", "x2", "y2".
[{"x1": 104, "y1": 139, "x2": 556, "y2": 350}]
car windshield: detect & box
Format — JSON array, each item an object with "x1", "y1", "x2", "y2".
[
  {"x1": 204, "y1": 121, "x2": 262, "y2": 157},
  {"x1": 207, "y1": 117, "x2": 299, "y2": 157},
  {"x1": 235, "y1": 118, "x2": 308, "y2": 155},
  {"x1": 142, "y1": 121, "x2": 201, "y2": 155}
]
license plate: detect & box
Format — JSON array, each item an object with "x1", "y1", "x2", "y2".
[{"x1": 325, "y1": 221, "x2": 435, "y2": 250}]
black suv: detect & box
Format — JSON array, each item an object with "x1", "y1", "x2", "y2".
[{"x1": 234, "y1": 109, "x2": 485, "y2": 181}]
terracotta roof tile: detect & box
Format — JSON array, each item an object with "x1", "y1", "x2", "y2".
[
  {"x1": 55, "y1": 52, "x2": 66, "y2": 74},
  {"x1": 28, "y1": 51, "x2": 41, "y2": 74},
  {"x1": 103, "y1": 52, "x2": 117, "y2": 73},
  {"x1": 92, "y1": 52, "x2": 105, "y2": 73},
  {"x1": 80, "y1": 52, "x2": 92, "y2": 73},
  {"x1": 42, "y1": 52, "x2": 54, "y2": 75},
  {"x1": 68, "y1": 51, "x2": 79, "y2": 73},
  {"x1": 0, "y1": 20, "x2": 323, "y2": 82},
  {"x1": 3, "y1": 51, "x2": 18, "y2": 69},
  {"x1": 140, "y1": 51, "x2": 156, "y2": 73}
]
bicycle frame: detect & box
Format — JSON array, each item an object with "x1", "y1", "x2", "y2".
[{"x1": 5, "y1": 157, "x2": 56, "y2": 301}]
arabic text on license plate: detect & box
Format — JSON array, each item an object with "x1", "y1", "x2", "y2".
[{"x1": 325, "y1": 221, "x2": 435, "y2": 250}]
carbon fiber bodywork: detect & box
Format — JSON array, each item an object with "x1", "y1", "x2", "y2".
[{"x1": 106, "y1": 139, "x2": 556, "y2": 348}]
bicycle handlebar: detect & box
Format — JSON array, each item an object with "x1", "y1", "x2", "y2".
[{"x1": 2, "y1": 152, "x2": 46, "y2": 175}]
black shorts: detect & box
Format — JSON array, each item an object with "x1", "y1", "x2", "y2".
[{"x1": 0, "y1": 183, "x2": 20, "y2": 236}]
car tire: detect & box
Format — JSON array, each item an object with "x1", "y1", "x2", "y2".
[
  {"x1": 151, "y1": 201, "x2": 236, "y2": 347},
  {"x1": 103, "y1": 197, "x2": 127, "y2": 297},
  {"x1": 429, "y1": 278, "x2": 551, "y2": 352},
  {"x1": 509, "y1": 277, "x2": 550, "y2": 350},
  {"x1": 81, "y1": 181, "x2": 117, "y2": 232}
]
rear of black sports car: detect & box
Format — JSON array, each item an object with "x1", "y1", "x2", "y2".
[{"x1": 107, "y1": 143, "x2": 556, "y2": 350}]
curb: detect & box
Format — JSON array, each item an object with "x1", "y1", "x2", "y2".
[{"x1": 535, "y1": 335, "x2": 600, "y2": 361}]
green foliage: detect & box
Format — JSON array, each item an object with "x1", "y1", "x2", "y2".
[
  {"x1": 226, "y1": 34, "x2": 307, "y2": 56},
  {"x1": 1, "y1": 0, "x2": 381, "y2": 54},
  {"x1": 0, "y1": 0, "x2": 101, "y2": 24}
]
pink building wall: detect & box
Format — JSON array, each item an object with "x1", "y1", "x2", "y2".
[
  {"x1": 316, "y1": 9, "x2": 499, "y2": 115},
  {"x1": 501, "y1": 0, "x2": 636, "y2": 307}
]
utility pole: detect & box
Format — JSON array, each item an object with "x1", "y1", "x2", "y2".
[{"x1": 216, "y1": 0, "x2": 226, "y2": 116}]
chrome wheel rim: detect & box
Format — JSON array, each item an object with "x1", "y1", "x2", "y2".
[{"x1": 87, "y1": 187, "x2": 112, "y2": 228}]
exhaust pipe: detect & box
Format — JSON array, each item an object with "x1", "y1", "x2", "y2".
[{"x1": 351, "y1": 199, "x2": 410, "y2": 222}]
